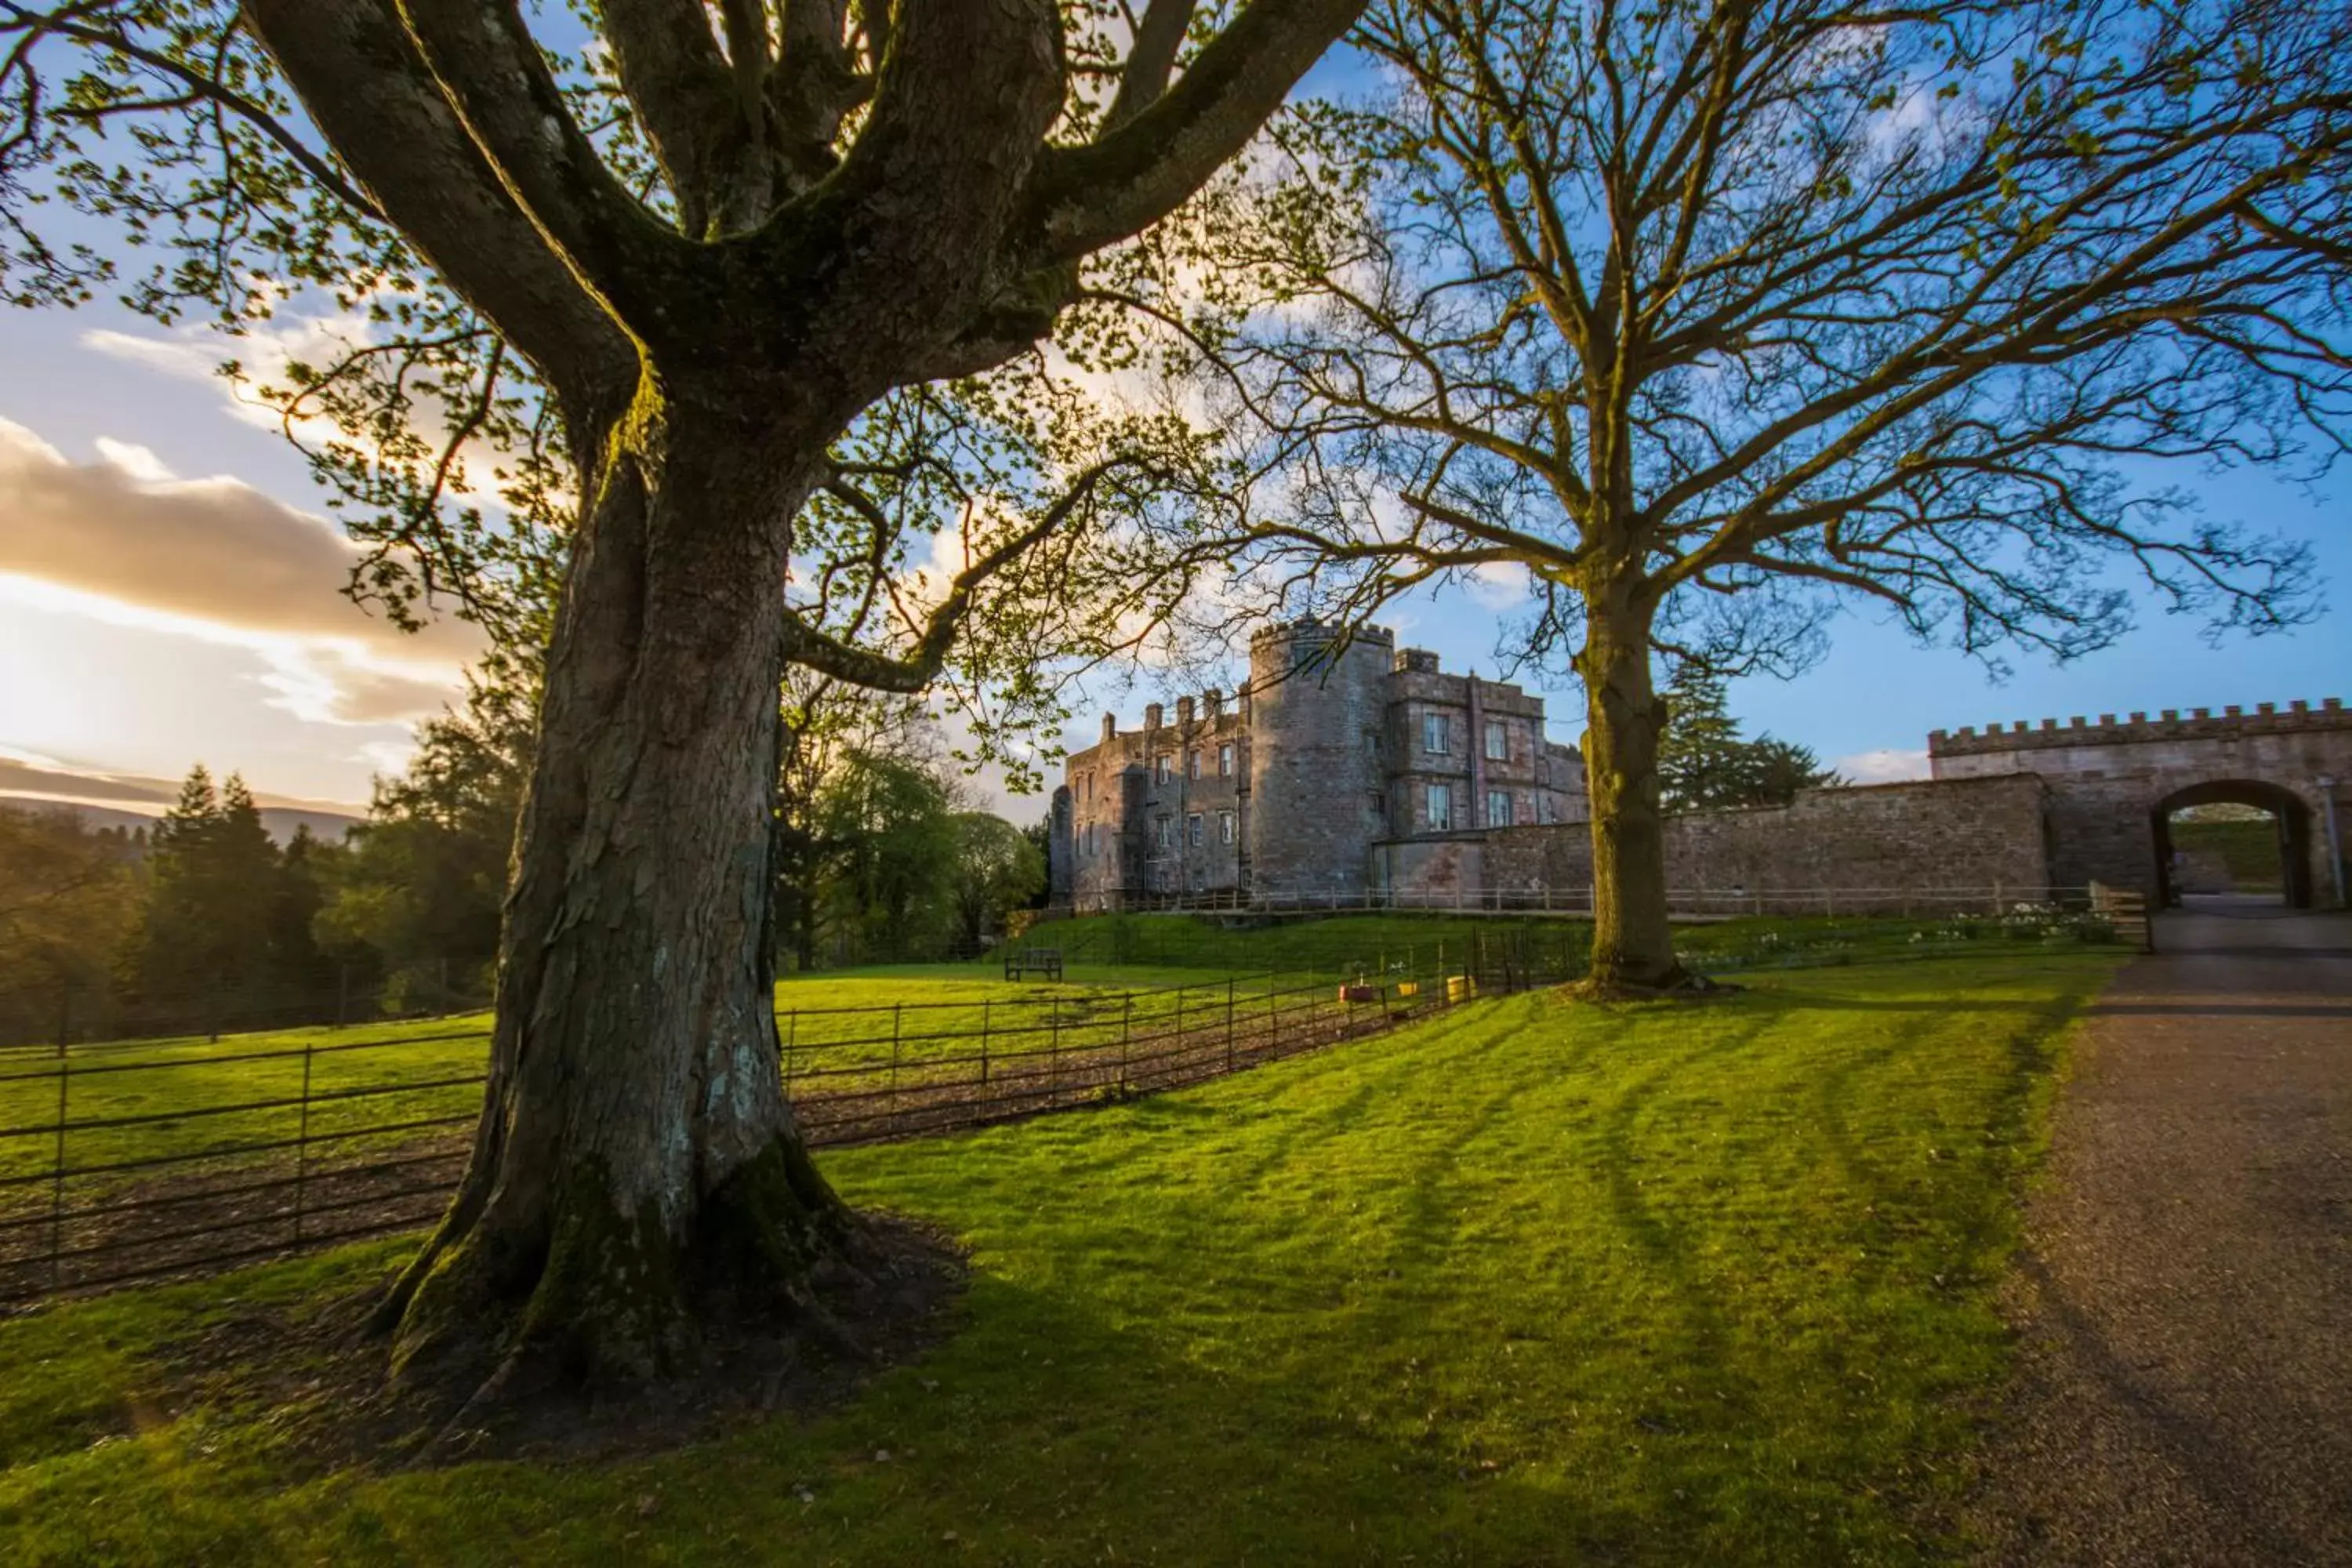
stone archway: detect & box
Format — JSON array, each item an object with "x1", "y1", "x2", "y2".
[{"x1": 2149, "y1": 779, "x2": 2315, "y2": 909}]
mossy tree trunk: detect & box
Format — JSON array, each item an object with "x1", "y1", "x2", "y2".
[
  {"x1": 202, "y1": 0, "x2": 1372, "y2": 1403},
  {"x1": 379, "y1": 386, "x2": 854, "y2": 1393}
]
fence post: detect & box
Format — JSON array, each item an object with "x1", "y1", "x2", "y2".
[
  {"x1": 782, "y1": 1010, "x2": 798, "y2": 1101},
  {"x1": 1225, "y1": 977, "x2": 1236, "y2": 1072},
  {"x1": 1172, "y1": 987, "x2": 1184, "y2": 1079},
  {"x1": 979, "y1": 999, "x2": 991, "y2": 1088},
  {"x1": 890, "y1": 1003, "x2": 903, "y2": 1119},
  {"x1": 1050, "y1": 995, "x2": 1062, "y2": 1097},
  {"x1": 292, "y1": 1033, "x2": 317, "y2": 1245},
  {"x1": 49, "y1": 1037, "x2": 68, "y2": 1291},
  {"x1": 1120, "y1": 993, "x2": 1133, "y2": 1094}
]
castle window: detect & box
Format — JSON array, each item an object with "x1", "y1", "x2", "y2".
[
  {"x1": 1187, "y1": 750, "x2": 1201, "y2": 780},
  {"x1": 1484, "y1": 722, "x2": 1509, "y2": 761},
  {"x1": 1154, "y1": 754, "x2": 1172, "y2": 784},
  {"x1": 1486, "y1": 789, "x2": 1514, "y2": 827},
  {"x1": 1368, "y1": 790, "x2": 1385, "y2": 822},
  {"x1": 1537, "y1": 794, "x2": 1555, "y2": 826},
  {"x1": 1218, "y1": 811, "x2": 1236, "y2": 844},
  {"x1": 1363, "y1": 728, "x2": 1381, "y2": 757},
  {"x1": 1423, "y1": 712, "x2": 1451, "y2": 754},
  {"x1": 1218, "y1": 742, "x2": 1234, "y2": 776},
  {"x1": 1156, "y1": 815, "x2": 1174, "y2": 848},
  {"x1": 1427, "y1": 782, "x2": 1454, "y2": 829},
  {"x1": 1187, "y1": 813, "x2": 1203, "y2": 847}
]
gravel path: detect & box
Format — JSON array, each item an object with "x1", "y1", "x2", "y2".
[{"x1": 1974, "y1": 904, "x2": 2352, "y2": 1566}]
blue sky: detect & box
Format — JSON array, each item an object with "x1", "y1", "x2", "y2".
[
  {"x1": 1, "y1": 25, "x2": 2345, "y2": 817},
  {"x1": 4, "y1": 254, "x2": 2346, "y2": 817}
]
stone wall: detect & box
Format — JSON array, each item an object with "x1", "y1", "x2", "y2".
[
  {"x1": 1367, "y1": 836, "x2": 1485, "y2": 904},
  {"x1": 1930, "y1": 698, "x2": 2351, "y2": 906},
  {"x1": 1475, "y1": 774, "x2": 2054, "y2": 913}
]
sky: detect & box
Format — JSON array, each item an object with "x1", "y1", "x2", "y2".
[
  {"x1": 1, "y1": 39, "x2": 2346, "y2": 823},
  {"x1": 6, "y1": 280, "x2": 2340, "y2": 822}
]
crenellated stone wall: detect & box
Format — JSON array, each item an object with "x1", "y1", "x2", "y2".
[
  {"x1": 1929, "y1": 698, "x2": 2351, "y2": 905},
  {"x1": 1051, "y1": 643, "x2": 2350, "y2": 913}
]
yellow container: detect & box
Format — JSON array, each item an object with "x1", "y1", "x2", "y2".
[
  {"x1": 1395, "y1": 981, "x2": 1419, "y2": 999},
  {"x1": 1446, "y1": 975, "x2": 1477, "y2": 1003}
]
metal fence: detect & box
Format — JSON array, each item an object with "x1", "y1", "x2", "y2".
[
  {"x1": 1067, "y1": 881, "x2": 2092, "y2": 918},
  {"x1": 0, "y1": 948, "x2": 1566, "y2": 1309},
  {"x1": 0, "y1": 900, "x2": 2141, "y2": 1310}
]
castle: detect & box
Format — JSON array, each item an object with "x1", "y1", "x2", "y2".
[
  {"x1": 1047, "y1": 621, "x2": 1585, "y2": 909},
  {"x1": 1047, "y1": 618, "x2": 2350, "y2": 913}
]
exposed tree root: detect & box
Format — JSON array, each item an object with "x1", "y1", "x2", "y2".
[
  {"x1": 143, "y1": 1207, "x2": 965, "y2": 1475},
  {"x1": 1562, "y1": 965, "x2": 1742, "y2": 1004},
  {"x1": 359, "y1": 1135, "x2": 942, "y2": 1453}
]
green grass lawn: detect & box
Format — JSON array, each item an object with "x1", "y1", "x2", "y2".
[
  {"x1": 0, "y1": 970, "x2": 1318, "y2": 1193},
  {"x1": 0, "y1": 951, "x2": 2114, "y2": 1564}
]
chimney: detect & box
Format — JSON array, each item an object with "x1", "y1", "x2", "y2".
[
  {"x1": 1100, "y1": 713, "x2": 1117, "y2": 743},
  {"x1": 1203, "y1": 688, "x2": 1222, "y2": 718},
  {"x1": 1145, "y1": 702, "x2": 1163, "y2": 730},
  {"x1": 1176, "y1": 696, "x2": 1196, "y2": 726}
]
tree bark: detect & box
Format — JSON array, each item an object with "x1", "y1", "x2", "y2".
[
  {"x1": 1575, "y1": 589, "x2": 1692, "y2": 995},
  {"x1": 379, "y1": 383, "x2": 855, "y2": 1396}
]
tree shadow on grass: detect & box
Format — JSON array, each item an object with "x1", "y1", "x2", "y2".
[
  {"x1": 0, "y1": 1240, "x2": 1924, "y2": 1567},
  {"x1": 0, "y1": 993, "x2": 2037, "y2": 1567}
]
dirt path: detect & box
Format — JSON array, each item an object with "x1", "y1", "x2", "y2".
[{"x1": 1975, "y1": 905, "x2": 2352, "y2": 1566}]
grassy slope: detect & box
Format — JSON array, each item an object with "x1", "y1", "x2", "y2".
[
  {"x1": 0, "y1": 953, "x2": 2113, "y2": 1565},
  {"x1": 2169, "y1": 817, "x2": 2283, "y2": 890}
]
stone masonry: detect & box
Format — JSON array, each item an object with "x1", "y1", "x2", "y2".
[
  {"x1": 1051, "y1": 620, "x2": 1585, "y2": 909},
  {"x1": 1930, "y1": 699, "x2": 2352, "y2": 907},
  {"x1": 1479, "y1": 773, "x2": 2056, "y2": 913},
  {"x1": 1049, "y1": 659, "x2": 2352, "y2": 913}
]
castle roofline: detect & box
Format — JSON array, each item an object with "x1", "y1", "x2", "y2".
[
  {"x1": 1249, "y1": 617, "x2": 1395, "y2": 645},
  {"x1": 1929, "y1": 699, "x2": 2345, "y2": 755}
]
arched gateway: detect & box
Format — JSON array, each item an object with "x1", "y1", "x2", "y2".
[{"x1": 1930, "y1": 701, "x2": 2351, "y2": 909}]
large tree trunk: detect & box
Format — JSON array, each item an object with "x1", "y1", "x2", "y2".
[
  {"x1": 379, "y1": 389, "x2": 855, "y2": 1398},
  {"x1": 1575, "y1": 591, "x2": 1693, "y2": 995}
]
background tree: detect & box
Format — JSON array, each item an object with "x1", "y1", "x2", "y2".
[
  {"x1": 946, "y1": 811, "x2": 1048, "y2": 949},
  {"x1": 136, "y1": 768, "x2": 282, "y2": 1017},
  {"x1": 316, "y1": 666, "x2": 535, "y2": 1009},
  {"x1": 810, "y1": 750, "x2": 959, "y2": 964},
  {"x1": 771, "y1": 664, "x2": 935, "y2": 972},
  {"x1": 0, "y1": 805, "x2": 140, "y2": 1046},
  {"x1": 1, "y1": 2, "x2": 1363, "y2": 1392},
  {"x1": 1135, "y1": 0, "x2": 2351, "y2": 992},
  {"x1": 1657, "y1": 667, "x2": 1842, "y2": 811}
]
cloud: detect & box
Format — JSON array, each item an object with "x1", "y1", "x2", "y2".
[
  {"x1": 0, "y1": 756, "x2": 361, "y2": 815},
  {"x1": 82, "y1": 317, "x2": 523, "y2": 511},
  {"x1": 0, "y1": 418, "x2": 477, "y2": 725},
  {"x1": 1463, "y1": 561, "x2": 1534, "y2": 612},
  {"x1": 1835, "y1": 747, "x2": 1932, "y2": 784}
]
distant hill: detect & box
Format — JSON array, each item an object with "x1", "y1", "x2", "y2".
[{"x1": 0, "y1": 795, "x2": 362, "y2": 845}]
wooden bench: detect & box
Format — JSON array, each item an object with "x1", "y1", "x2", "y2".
[{"x1": 1003, "y1": 946, "x2": 1064, "y2": 981}]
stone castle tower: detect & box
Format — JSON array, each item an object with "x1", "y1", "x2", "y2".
[
  {"x1": 1049, "y1": 619, "x2": 1586, "y2": 909},
  {"x1": 1245, "y1": 621, "x2": 1394, "y2": 901}
]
